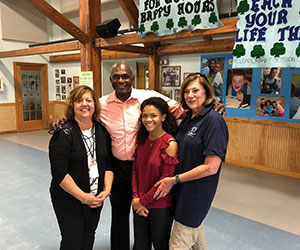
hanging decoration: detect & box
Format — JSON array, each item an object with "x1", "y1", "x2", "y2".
[
  {"x1": 233, "y1": 0, "x2": 300, "y2": 68},
  {"x1": 138, "y1": 0, "x2": 223, "y2": 38}
]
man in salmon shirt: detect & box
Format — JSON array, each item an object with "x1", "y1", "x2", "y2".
[{"x1": 99, "y1": 61, "x2": 184, "y2": 250}]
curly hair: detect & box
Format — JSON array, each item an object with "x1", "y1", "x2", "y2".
[{"x1": 136, "y1": 97, "x2": 178, "y2": 144}]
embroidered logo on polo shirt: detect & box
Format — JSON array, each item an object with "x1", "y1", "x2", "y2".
[{"x1": 187, "y1": 127, "x2": 197, "y2": 137}]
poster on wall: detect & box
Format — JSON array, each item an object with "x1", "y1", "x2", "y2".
[
  {"x1": 290, "y1": 74, "x2": 300, "y2": 119},
  {"x1": 201, "y1": 54, "x2": 299, "y2": 122},
  {"x1": 79, "y1": 71, "x2": 93, "y2": 89},
  {"x1": 226, "y1": 69, "x2": 252, "y2": 109},
  {"x1": 202, "y1": 57, "x2": 226, "y2": 96},
  {"x1": 233, "y1": 0, "x2": 300, "y2": 68},
  {"x1": 138, "y1": 0, "x2": 222, "y2": 38}
]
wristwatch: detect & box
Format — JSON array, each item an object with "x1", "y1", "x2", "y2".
[{"x1": 175, "y1": 174, "x2": 181, "y2": 184}]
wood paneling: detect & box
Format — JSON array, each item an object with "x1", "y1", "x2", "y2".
[
  {"x1": 225, "y1": 117, "x2": 300, "y2": 178},
  {"x1": 48, "y1": 101, "x2": 67, "y2": 123},
  {"x1": 0, "y1": 103, "x2": 17, "y2": 133}
]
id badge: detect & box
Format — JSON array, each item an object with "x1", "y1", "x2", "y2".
[{"x1": 89, "y1": 162, "x2": 99, "y2": 178}]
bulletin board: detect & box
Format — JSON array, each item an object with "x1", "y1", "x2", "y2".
[{"x1": 201, "y1": 54, "x2": 300, "y2": 123}]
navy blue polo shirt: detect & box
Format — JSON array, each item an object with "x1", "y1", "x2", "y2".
[{"x1": 174, "y1": 103, "x2": 228, "y2": 228}]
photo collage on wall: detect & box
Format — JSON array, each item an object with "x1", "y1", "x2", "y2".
[
  {"x1": 201, "y1": 54, "x2": 300, "y2": 123},
  {"x1": 54, "y1": 69, "x2": 76, "y2": 101}
]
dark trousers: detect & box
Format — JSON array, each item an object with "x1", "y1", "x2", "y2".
[
  {"x1": 53, "y1": 203, "x2": 100, "y2": 250},
  {"x1": 110, "y1": 159, "x2": 133, "y2": 250},
  {"x1": 133, "y1": 207, "x2": 173, "y2": 250}
]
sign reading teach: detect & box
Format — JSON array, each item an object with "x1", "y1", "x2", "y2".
[
  {"x1": 233, "y1": 0, "x2": 300, "y2": 68},
  {"x1": 138, "y1": 0, "x2": 222, "y2": 38}
]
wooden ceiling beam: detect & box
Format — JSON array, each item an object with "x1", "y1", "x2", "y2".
[
  {"x1": 102, "y1": 45, "x2": 152, "y2": 55},
  {"x1": 0, "y1": 42, "x2": 80, "y2": 58},
  {"x1": 49, "y1": 51, "x2": 147, "y2": 63},
  {"x1": 25, "y1": 0, "x2": 89, "y2": 43},
  {"x1": 49, "y1": 53, "x2": 81, "y2": 63},
  {"x1": 158, "y1": 38, "x2": 235, "y2": 56},
  {"x1": 95, "y1": 18, "x2": 237, "y2": 47},
  {"x1": 117, "y1": 0, "x2": 139, "y2": 29}
]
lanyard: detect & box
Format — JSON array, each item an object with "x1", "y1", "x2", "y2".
[{"x1": 80, "y1": 125, "x2": 96, "y2": 162}]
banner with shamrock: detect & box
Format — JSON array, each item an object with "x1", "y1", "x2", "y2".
[
  {"x1": 233, "y1": 0, "x2": 300, "y2": 68},
  {"x1": 138, "y1": 0, "x2": 222, "y2": 38}
]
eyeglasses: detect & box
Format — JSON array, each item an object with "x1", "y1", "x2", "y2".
[
  {"x1": 186, "y1": 72, "x2": 209, "y2": 83},
  {"x1": 110, "y1": 73, "x2": 131, "y2": 81}
]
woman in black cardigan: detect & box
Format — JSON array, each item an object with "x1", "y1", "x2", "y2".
[{"x1": 49, "y1": 85, "x2": 114, "y2": 250}]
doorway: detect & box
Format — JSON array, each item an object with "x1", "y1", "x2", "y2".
[
  {"x1": 13, "y1": 62, "x2": 49, "y2": 132},
  {"x1": 136, "y1": 62, "x2": 149, "y2": 89}
]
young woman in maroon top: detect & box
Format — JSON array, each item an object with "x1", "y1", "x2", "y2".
[{"x1": 131, "y1": 97, "x2": 178, "y2": 250}]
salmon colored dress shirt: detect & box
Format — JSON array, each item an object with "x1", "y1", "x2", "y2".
[{"x1": 99, "y1": 88, "x2": 183, "y2": 161}]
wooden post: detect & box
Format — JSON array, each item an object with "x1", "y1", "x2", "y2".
[
  {"x1": 79, "y1": 0, "x2": 102, "y2": 97},
  {"x1": 149, "y1": 46, "x2": 160, "y2": 91}
]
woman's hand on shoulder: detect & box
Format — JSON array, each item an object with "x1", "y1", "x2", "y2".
[{"x1": 213, "y1": 99, "x2": 225, "y2": 117}]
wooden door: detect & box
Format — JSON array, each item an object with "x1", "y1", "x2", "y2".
[
  {"x1": 136, "y1": 62, "x2": 149, "y2": 89},
  {"x1": 14, "y1": 62, "x2": 49, "y2": 132}
]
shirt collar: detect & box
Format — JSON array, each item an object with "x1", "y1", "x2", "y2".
[
  {"x1": 186, "y1": 102, "x2": 214, "y2": 120},
  {"x1": 107, "y1": 88, "x2": 138, "y2": 103}
]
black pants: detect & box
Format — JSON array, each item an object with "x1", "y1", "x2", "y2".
[
  {"x1": 110, "y1": 159, "x2": 133, "y2": 250},
  {"x1": 53, "y1": 203, "x2": 100, "y2": 250},
  {"x1": 133, "y1": 207, "x2": 173, "y2": 250}
]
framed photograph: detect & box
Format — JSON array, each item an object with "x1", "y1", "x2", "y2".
[
  {"x1": 56, "y1": 94, "x2": 61, "y2": 101},
  {"x1": 56, "y1": 85, "x2": 60, "y2": 94},
  {"x1": 174, "y1": 89, "x2": 180, "y2": 102},
  {"x1": 61, "y1": 95, "x2": 67, "y2": 101},
  {"x1": 67, "y1": 77, "x2": 72, "y2": 83},
  {"x1": 61, "y1": 85, "x2": 66, "y2": 95},
  {"x1": 73, "y1": 76, "x2": 79, "y2": 88},
  {"x1": 201, "y1": 57, "x2": 226, "y2": 96},
  {"x1": 61, "y1": 69, "x2": 66, "y2": 75},
  {"x1": 160, "y1": 89, "x2": 172, "y2": 99},
  {"x1": 183, "y1": 72, "x2": 192, "y2": 80},
  {"x1": 256, "y1": 96, "x2": 285, "y2": 117},
  {"x1": 225, "y1": 69, "x2": 253, "y2": 109},
  {"x1": 0, "y1": 78, "x2": 4, "y2": 92},
  {"x1": 56, "y1": 79, "x2": 60, "y2": 84},
  {"x1": 261, "y1": 67, "x2": 282, "y2": 94},
  {"x1": 161, "y1": 66, "x2": 181, "y2": 86},
  {"x1": 61, "y1": 76, "x2": 66, "y2": 84},
  {"x1": 55, "y1": 69, "x2": 59, "y2": 78}
]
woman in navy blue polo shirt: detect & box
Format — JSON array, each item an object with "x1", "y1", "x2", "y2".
[{"x1": 154, "y1": 73, "x2": 228, "y2": 249}]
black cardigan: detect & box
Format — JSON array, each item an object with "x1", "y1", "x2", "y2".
[{"x1": 49, "y1": 119, "x2": 113, "y2": 217}]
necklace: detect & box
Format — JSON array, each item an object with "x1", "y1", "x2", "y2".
[{"x1": 148, "y1": 131, "x2": 165, "y2": 147}]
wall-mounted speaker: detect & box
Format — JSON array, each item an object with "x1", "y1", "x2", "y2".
[{"x1": 95, "y1": 18, "x2": 121, "y2": 38}]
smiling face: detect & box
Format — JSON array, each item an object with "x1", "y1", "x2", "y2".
[
  {"x1": 214, "y1": 63, "x2": 221, "y2": 73},
  {"x1": 141, "y1": 105, "x2": 166, "y2": 135},
  {"x1": 184, "y1": 79, "x2": 206, "y2": 116},
  {"x1": 74, "y1": 91, "x2": 95, "y2": 121},
  {"x1": 110, "y1": 62, "x2": 134, "y2": 101},
  {"x1": 232, "y1": 74, "x2": 245, "y2": 93},
  {"x1": 270, "y1": 68, "x2": 278, "y2": 79}
]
